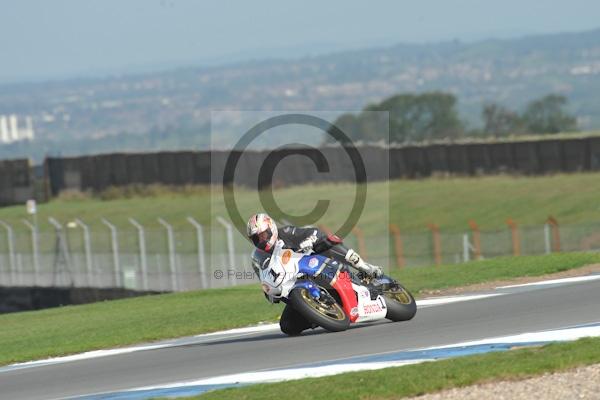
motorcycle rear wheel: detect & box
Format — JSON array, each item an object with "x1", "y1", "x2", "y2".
[
  {"x1": 289, "y1": 287, "x2": 350, "y2": 332},
  {"x1": 280, "y1": 304, "x2": 312, "y2": 336}
]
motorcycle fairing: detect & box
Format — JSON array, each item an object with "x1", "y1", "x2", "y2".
[
  {"x1": 330, "y1": 270, "x2": 359, "y2": 322},
  {"x1": 351, "y1": 283, "x2": 388, "y2": 322}
]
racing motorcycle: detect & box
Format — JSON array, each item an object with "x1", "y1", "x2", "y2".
[{"x1": 251, "y1": 241, "x2": 417, "y2": 335}]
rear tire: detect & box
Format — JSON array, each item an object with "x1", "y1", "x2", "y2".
[
  {"x1": 289, "y1": 288, "x2": 350, "y2": 332},
  {"x1": 280, "y1": 304, "x2": 312, "y2": 336},
  {"x1": 384, "y1": 284, "x2": 417, "y2": 322}
]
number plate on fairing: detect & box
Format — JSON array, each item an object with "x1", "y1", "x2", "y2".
[{"x1": 352, "y1": 284, "x2": 388, "y2": 322}]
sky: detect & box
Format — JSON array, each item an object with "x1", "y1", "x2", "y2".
[{"x1": 1, "y1": 0, "x2": 600, "y2": 84}]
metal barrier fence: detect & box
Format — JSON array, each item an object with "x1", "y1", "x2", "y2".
[
  {"x1": 0, "y1": 218, "x2": 599, "y2": 292},
  {"x1": 0, "y1": 217, "x2": 259, "y2": 292}
]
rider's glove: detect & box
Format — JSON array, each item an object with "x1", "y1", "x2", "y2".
[
  {"x1": 370, "y1": 264, "x2": 384, "y2": 278},
  {"x1": 299, "y1": 234, "x2": 318, "y2": 253}
]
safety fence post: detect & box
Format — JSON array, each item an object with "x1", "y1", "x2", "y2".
[
  {"x1": 506, "y1": 218, "x2": 521, "y2": 256},
  {"x1": 129, "y1": 218, "x2": 148, "y2": 291},
  {"x1": 462, "y1": 233, "x2": 471, "y2": 262},
  {"x1": 158, "y1": 218, "x2": 178, "y2": 291},
  {"x1": 468, "y1": 220, "x2": 482, "y2": 260},
  {"x1": 0, "y1": 220, "x2": 17, "y2": 285},
  {"x1": 352, "y1": 226, "x2": 367, "y2": 259},
  {"x1": 101, "y1": 218, "x2": 121, "y2": 287},
  {"x1": 49, "y1": 217, "x2": 73, "y2": 286},
  {"x1": 427, "y1": 223, "x2": 442, "y2": 266},
  {"x1": 547, "y1": 216, "x2": 560, "y2": 252},
  {"x1": 544, "y1": 223, "x2": 551, "y2": 254},
  {"x1": 74, "y1": 218, "x2": 94, "y2": 287},
  {"x1": 187, "y1": 217, "x2": 208, "y2": 289},
  {"x1": 22, "y1": 219, "x2": 40, "y2": 286},
  {"x1": 216, "y1": 216, "x2": 236, "y2": 286},
  {"x1": 389, "y1": 224, "x2": 405, "y2": 269}
]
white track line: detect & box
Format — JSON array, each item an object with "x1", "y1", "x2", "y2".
[
  {"x1": 116, "y1": 323, "x2": 600, "y2": 397},
  {"x1": 497, "y1": 274, "x2": 600, "y2": 289},
  {"x1": 0, "y1": 344, "x2": 174, "y2": 372},
  {"x1": 0, "y1": 282, "x2": 575, "y2": 374},
  {"x1": 0, "y1": 325, "x2": 281, "y2": 373},
  {"x1": 133, "y1": 360, "x2": 430, "y2": 391},
  {"x1": 193, "y1": 323, "x2": 280, "y2": 338},
  {"x1": 416, "y1": 293, "x2": 502, "y2": 307},
  {"x1": 430, "y1": 324, "x2": 600, "y2": 349}
]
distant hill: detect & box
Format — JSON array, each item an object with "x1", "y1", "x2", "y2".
[{"x1": 1, "y1": 28, "x2": 600, "y2": 161}]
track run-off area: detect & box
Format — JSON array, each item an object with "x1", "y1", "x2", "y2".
[{"x1": 1, "y1": 274, "x2": 599, "y2": 400}]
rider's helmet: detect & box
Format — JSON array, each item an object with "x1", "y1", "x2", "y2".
[{"x1": 246, "y1": 213, "x2": 278, "y2": 252}]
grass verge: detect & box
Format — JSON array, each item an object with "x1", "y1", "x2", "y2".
[
  {"x1": 1, "y1": 252, "x2": 598, "y2": 366},
  {"x1": 191, "y1": 336, "x2": 600, "y2": 400},
  {"x1": 3, "y1": 173, "x2": 600, "y2": 233},
  {"x1": 392, "y1": 252, "x2": 600, "y2": 294}
]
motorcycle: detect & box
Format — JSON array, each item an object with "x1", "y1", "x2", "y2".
[{"x1": 251, "y1": 241, "x2": 417, "y2": 335}]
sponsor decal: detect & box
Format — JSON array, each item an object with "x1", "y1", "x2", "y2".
[
  {"x1": 308, "y1": 257, "x2": 320, "y2": 268},
  {"x1": 363, "y1": 303, "x2": 383, "y2": 314},
  {"x1": 350, "y1": 307, "x2": 359, "y2": 317},
  {"x1": 281, "y1": 250, "x2": 292, "y2": 265}
]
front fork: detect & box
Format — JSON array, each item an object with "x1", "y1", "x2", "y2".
[
  {"x1": 292, "y1": 280, "x2": 322, "y2": 299},
  {"x1": 292, "y1": 266, "x2": 359, "y2": 322}
]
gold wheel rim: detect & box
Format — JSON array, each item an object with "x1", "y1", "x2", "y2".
[
  {"x1": 300, "y1": 288, "x2": 346, "y2": 321},
  {"x1": 385, "y1": 287, "x2": 413, "y2": 305}
]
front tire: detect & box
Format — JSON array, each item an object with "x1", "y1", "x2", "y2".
[
  {"x1": 289, "y1": 287, "x2": 350, "y2": 332},
  {"x1": 383, "y1": 283, "x2": 417, "y2": 322}
]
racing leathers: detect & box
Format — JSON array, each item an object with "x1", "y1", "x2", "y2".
[{"x1": 276, "y1": 225, "x2": 382, "y2": 277}]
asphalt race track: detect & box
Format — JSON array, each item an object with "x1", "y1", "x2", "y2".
[{"x1": 1, "y1": 276, "x2": 599, "y2": 399}]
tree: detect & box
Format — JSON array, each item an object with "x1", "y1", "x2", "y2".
[
  {"x1": 482, "y1": 103, "x2": 524, "y2": 137},
  {"x1": 522, "y1": 94, "x2": 577, "y2": 134},
  {"x1": 329, "y1": 92, "x2": 464, "y2": 143},
  {"x1": 376, "y1": 92, "x2": 464, "y2": 142},
  {"x1": 327, "y1": 113, "x2": 360, "y2": 143}
]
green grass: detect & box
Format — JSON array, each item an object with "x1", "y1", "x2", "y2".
[
  {"x1": 0, "y1": 252, "x2": 598, "y2": 367},
  {"x1": 391, "y1": 252, "x2": 600, "y2": 294},
  {"x1": 192, "y1": 336, "x2": 600, "y2": 400},
  {"x1": 2, "y1": 173, "x2": 600, "y2": 234},
  {"x1": 0, "y1": 287, "x2": 281, "y2": 366}
]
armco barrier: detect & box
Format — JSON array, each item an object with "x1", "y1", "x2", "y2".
[
  {"x1": 36, "y1": 135, "x2": 600, "y2": 196},
  {"x1": 0, "y1": 286, "x2": 160, "y2": 313},
  {"x1": 0, "y1": 158, "x2": 34, "y2": 207}
]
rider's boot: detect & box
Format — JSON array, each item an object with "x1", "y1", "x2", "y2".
[{"x1": 344, "y1": 249, "x2": 383, "y2": 278}]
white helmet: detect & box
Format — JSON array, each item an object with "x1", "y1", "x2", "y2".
[{"x1": 247, "y1": 213, "x2": 278, "y2": 252}]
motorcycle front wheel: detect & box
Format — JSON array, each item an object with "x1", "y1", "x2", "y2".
[
  {"x1": 289, "y1": 287, "x2": 350, "y2": 332},
  {"x1": 383, "y1": 283, "x2": 417, "y2": 322}
]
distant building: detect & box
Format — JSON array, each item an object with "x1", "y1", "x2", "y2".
[{"x1": 0, "y1": 115, "x2": 35, "y2": 144}]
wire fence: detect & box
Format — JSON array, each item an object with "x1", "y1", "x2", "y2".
[{"x1": 0, "y1": 218, "x2": 599, "y2": 292}]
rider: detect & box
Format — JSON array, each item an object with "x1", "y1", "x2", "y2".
[{"x1": 246, "y1": 213, "x2": 382, "y2": 277}]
